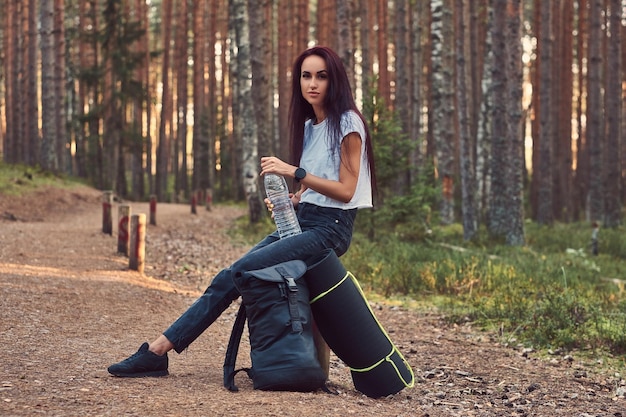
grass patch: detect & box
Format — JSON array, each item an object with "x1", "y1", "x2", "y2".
[
  {"x1": 0, "y1": 162, "x2": 87, "y2": 196},
  {"x1": 342, "y1": 218, "x2": 626, "y2": 354},
  {"x1": 230, "y1": 208, "x2": 626, "y2": 354}
]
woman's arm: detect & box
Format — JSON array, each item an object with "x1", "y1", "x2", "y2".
[{"x1": 260, "y1": 132, "x2": 362, "y2": 204}]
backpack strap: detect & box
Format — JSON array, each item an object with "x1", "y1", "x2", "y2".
[
  {"x1": 223, "y1": 302, "x2": 247, "y2": 392},
  {"x1": 276, "y1": 265, "x2": 303, "y2": 333}
]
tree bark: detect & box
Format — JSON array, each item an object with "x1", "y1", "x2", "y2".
[
  {"x1": 504, "y1": 0, "x2": 525, "y2": 245},
  {"x1": 586, "y1": 0, "x2": 604, "y2": 222},
  {"x1": 488, "y1": 0, "x2": 508, "y2": 235},
  {"x1": 156, "y1": 0, "x2": 173, "y2": 201},
  {"x1": 230, "y1": 0, "x2": 263, "y2": 223},
  {"x1": 40, "y1": 0, "x2": 58, "y2": 171},
  {"x1": 248, "y1": 0, "x2": 273, "y2": 158},
  {"x1": 536, "y1": 0, "x2": 554, "y2": 225},
  {"x1": 174, "y1": 0, "x2": 189, "y2": 201},
  {"x1": 476, "y1": 2, "x2": 493, "y2": 222},
  {"x1": 26, "y1": 0, "x2": 39, "y2": 166},
  {"x1": 603, "y1": 0, "x2": 622, "y2": 227},
  {"x1": 456, "y1": 0, "x2": 477, "y2": 240},
  {"x1": 431, "y1": 0, "x2": 456, "y2": 225}
]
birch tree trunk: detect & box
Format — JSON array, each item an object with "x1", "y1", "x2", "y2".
[
  {"x1": 408, "y1": 0, "x2": 424, "y2": 183},
  {"x1": 248, "y1": 0, "x2": 273, "y2": 158},
  {"x1": 230, "y1": 0, "x2": 263, "y2": 223},
  {"x1": 476, "y1": 2, "x2": 493, "y2": 221},
  {"x1": 277, "y1": 0, "x2": 292, "y2": 163},
  {"x1": 430, "y1": 0, "x2": 456, "y2": 224}
]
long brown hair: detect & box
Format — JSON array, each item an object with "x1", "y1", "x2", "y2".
[{"x1": 288, "y1": 46, "x2": 377, "y2": 191}]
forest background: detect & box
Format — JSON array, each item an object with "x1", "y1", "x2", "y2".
[{"x1": 2, "y1": 1, "x2": 626, "y2": 353}]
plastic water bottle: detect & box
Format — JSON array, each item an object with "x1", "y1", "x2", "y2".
[{"x1": 264, "y1": 173, "x2": 302, "y2": 239}]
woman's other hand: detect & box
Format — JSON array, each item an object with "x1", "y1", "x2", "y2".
[{"x1": 264, "y1": 197, "x2": 275, "y2": 218}]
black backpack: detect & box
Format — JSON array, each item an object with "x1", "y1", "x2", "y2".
[{"x1": 223, "y1": 260, "x2": 327, "y2": 392}]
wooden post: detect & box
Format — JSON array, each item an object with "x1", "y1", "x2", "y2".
[
  {"x1": 149, "y1": 195, "x2": 157, "y2": 226},
  {"x1": 205, "y1": 188, "x2": 213, "y2": 211},
  {"x1": 102, "y1": 191, "x2": 113, "y2": 235},
  {"x1": 312, "y1": 319, "x2": 331, "y2": 378},
  {"x1": 129, "y1": 214, "x2": 146, "y2": 273},
  {"x1": 117, "y1": 205, "x2": 131, "y2": 256},
  {"x1": 191, "y1": 192, "x2": 197, "y2": 214}
]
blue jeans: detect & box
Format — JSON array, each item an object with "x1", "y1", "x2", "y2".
[{"x1": 163, "y1": 203, "x2": 357, "y2": 353}]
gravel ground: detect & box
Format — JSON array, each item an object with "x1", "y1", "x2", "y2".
[{"x1": 0, "y1": 185, "x2": 624, "y2": 416}]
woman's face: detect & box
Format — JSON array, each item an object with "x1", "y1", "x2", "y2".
[{"x1": 300, "y1": 55, "x2": 329, "y2": 110}]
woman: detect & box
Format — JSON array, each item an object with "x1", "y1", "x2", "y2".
[{"x1": 108, "y1": 45, "x2": 376, "y2": 377}]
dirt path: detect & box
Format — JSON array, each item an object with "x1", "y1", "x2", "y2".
[{"x1": 0, "y1": 186, "x2": 624, "y2": 416}]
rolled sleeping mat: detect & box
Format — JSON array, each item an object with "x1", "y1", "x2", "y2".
[{"x1": 304, "y1": 249, "x2": 415, "y2": 398}]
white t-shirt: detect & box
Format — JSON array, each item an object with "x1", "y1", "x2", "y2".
[{"x1": 298, "y1": 110, "x2": 373, "y2": 209}]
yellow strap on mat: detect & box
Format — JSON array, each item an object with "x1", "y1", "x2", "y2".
[{"x1": 309, "y1": 272, "x2": 350, "y2": 304}]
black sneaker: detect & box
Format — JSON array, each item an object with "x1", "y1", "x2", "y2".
[{"x1": 108, "y1": 342, "x2": 169, "y2": 377}]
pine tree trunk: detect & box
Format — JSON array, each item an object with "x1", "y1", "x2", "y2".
[
  {"x1": 337, "y1": 0, "x2": 355, "y2": 91},
  {"x1": 408, "y1": 0, "x2": 424, "y2": 184},
  {"x1": 456, "y1": 0, "x2": 477, "y2": 240},
  {"x1": 573, "y1": 0, "x2": 588, "y2": 221},
  {"x1": 156, "y1": 0, "x2": 173, "y2": 201},
  {"x1": 40, "y1": 0, "x2": 58, "y2": 171},
  {"x1": 554, "y1": 0, "x2": 574, "y2": 222},
  {"x1": 377, "y1": 0, "x2": 390, "y2": 106},
  {"x1": 174, "y1": 0, "x2": 189, "y2": 201},
  {"x1": 54, "y1": 0, "x2": 67, "y2": 172},
  {"x1": 26, "y1": 0, "x2": 39, "y2": 165},
  {"x1": 394, "y1": 0, "x2": 410, "y2": 192},
  {"x1": 192, "y1": 0, "x2": 205, "y2": 195},
  {"x1": 504, "y1": 0, "x2": 525, "y2": 245},
  {"x1": 604, "y1": 0, "x2": 622, "y2": 227},
  {"x1": 488, "y1": 0, "x2": 508, "y2": 235},
  {"x1": 586, "y1": 0, "x2": 604, "y2": 222},
  {"x1": 536, "y1": 0, "x2": 554, "y2": 225}
]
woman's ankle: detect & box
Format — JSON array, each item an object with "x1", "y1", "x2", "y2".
[{"x1": 149, "y1": 336, "x2": 174, "y2": 356}]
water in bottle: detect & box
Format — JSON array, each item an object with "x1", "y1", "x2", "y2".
[{"x1": 264, "y1": 173, "x2": 302, "y2": 239}]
